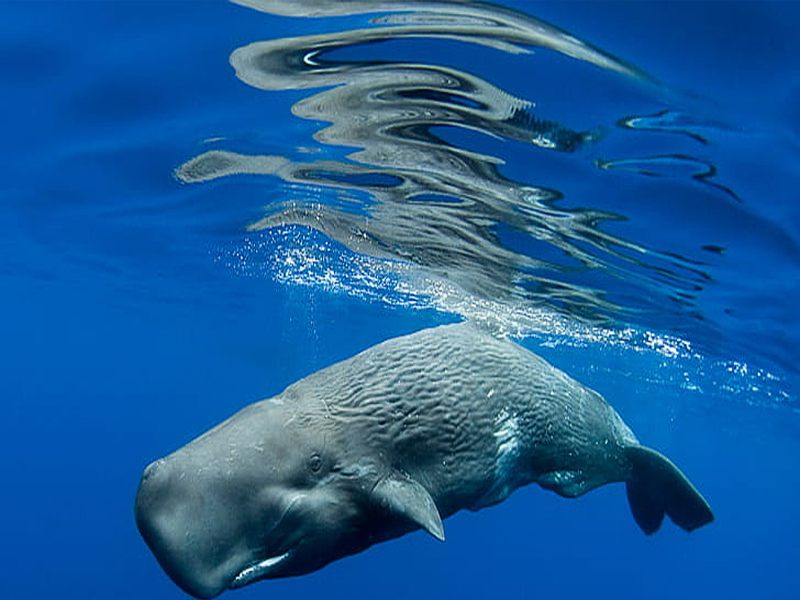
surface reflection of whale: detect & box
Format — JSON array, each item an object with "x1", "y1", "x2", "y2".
[
  {"x1": 135, "y1": 322, "x2": 713, "y2": 599},
  {"x1": 179, "y1": 0, "x2": 718, "y2": 335}
]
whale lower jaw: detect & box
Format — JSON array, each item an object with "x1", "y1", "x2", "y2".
[{"x1": 229, "y1": 552, "x2": 291, "y2": 589}]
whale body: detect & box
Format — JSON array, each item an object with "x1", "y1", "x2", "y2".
[{"x1": 135, "y1": 323, "x2": 713, "y2": 598}]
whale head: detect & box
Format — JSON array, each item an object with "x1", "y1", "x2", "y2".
[{"x1": 134, "y1": 399, "x2": 370, "y2": 599}]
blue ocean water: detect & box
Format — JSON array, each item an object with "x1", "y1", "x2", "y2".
[{"x1": 2, "y1": 1, "x2": 799, "y2": 599}]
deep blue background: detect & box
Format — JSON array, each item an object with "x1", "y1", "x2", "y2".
[{"x1": 2, "y1": 3, "x2": 798, "y2": 600}]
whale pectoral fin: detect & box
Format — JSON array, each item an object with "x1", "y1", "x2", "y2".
[
  {"x1": 625, "y1": 446, "x2": 714, "y2": 535},
  {"x1": 371, "y1": 472, "x2": 445, "y2": 541}
]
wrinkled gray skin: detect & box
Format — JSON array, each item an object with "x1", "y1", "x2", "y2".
[{"x1": 135, "y1": 323, "x2": 713, "y2": 599}]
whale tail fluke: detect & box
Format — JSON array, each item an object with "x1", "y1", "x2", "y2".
[{"x1": 624, "y1": 445, "x2": 714, "y2": 534}]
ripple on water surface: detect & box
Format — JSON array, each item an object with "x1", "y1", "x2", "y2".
[{"x1": 176, "y1": 0, "x2": 799, "y2": 406}]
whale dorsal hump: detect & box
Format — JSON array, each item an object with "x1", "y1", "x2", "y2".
[
  {"x1": 371, "y1": 471, "x2": 445, "y2": 541},
  {"x1": 625, "y1": 445, "x2": 714, "y2": 534}
]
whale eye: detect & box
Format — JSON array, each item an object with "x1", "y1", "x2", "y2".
[{"x1": 309, "y1": 453, "x2": 322, "y2": 473}]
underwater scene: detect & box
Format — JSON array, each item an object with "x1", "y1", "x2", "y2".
[{"x1": 2, "y1": 1, "x2": 799, "y2": 599}]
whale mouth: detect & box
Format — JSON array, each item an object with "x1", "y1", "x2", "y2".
[{"x1": 229, "y1": 551, "x2": 292, "y2": 589}]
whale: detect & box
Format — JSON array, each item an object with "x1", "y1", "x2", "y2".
[{"x1": 135, "y1": 322, "x2": 713, "y2": 598}]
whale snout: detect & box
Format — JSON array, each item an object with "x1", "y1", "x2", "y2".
[
  {"x1": 138, "y1": 458, "x2": 168, "y2": 493},
  {"x1": 134, "y1": 458, "x2": 234, "y2": 599}
]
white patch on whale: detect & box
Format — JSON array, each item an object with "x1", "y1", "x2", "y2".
[
  {"x1": 229, "y1": 552, "x2": 290, "y2": 589},
  {"x1": 475, "y1": 406, "x2": 522, "y2": 508}
]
